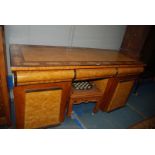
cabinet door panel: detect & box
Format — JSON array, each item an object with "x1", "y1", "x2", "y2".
[
  {"x1": 101, "y1": 77, "x2": 136, "y2": 112},
  {"x1": 107, "y1": 80, "x2": 134, "y2": 111},
  {"x1": 14, "y1": 82, "x2": 71, "y2": 128},
  {"x1": 24, "y1": 89, "x2": 62, "y2": 128}
]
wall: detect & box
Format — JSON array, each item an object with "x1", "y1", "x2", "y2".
[{"x1": 4, "y1": 25, "x2": 126, "y2": 73}]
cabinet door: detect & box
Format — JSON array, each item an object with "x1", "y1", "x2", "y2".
[
  {"x1": 14, "y1": 82, "x2": 71, "y2": 128},
  {"x1": 107, "y1": 80, "x2": 134, "y2": 111},
  {"x1": 101, "y1": 77, "x2": 135, "y2": 112}
]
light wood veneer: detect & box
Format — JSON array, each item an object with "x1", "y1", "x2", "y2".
[{"x1": 10, "y1": 44, "x2": 145, "y2": 128}]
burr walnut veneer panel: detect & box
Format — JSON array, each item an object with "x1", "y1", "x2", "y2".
[
  {"x1": 14, "y1": 82, "x2": 71, "y2": 128},
  {"x1": 76, "y1": 68, "x2": 116, "y2": 80},
  {"x1": 24, "y1": 89, "x2": 62, "y2": 128},
  {"x1": 107, "y1": 80, "x2": 134, "y2": 111},
  {"x1": 16, "y1": 70, "x2": 74, "y2": 85},
  {"x1": 100, "y1": 76, "x2": 136, "y2": 112}
]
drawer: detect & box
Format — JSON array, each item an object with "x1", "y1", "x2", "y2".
[
  {"x1": 76, "y1": 68, "x2": 116, "y2": 80},
  {"x1": 117, "y1": 67, "x2": 144, "y2": 76},
  {"x1": 16, "y1": 70, "x2": 74, "y2": 84}
]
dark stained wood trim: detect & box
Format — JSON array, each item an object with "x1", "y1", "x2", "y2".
[
  {"x1": 59, "y1": 82, "x2": 72, "y2": 122},
  {"x1": 0, "y1": 116, "x2": 7, "y2": 125},
  {"x1": 13, "y1": 71, "x2": 17, "y2": 86},
  {"x1": 99, "y1": 77, "x2": 118, "y2": 111},
  {"x1": 117, "y1": 75, "x2": 138, "y2": 81},
  {"x1": 0, "y1": 26, "x2": 11, "y2": 125},
  {"x1": 13, "y1": 86, "x2": 25, "y2": 128},
  {"x1": 120, "y1": 25, "x2": 151, "y2": 60}
]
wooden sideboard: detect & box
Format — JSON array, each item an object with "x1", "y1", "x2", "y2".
[{"x1": 10, "y1": 44, "x2": 144, "y2": 129}]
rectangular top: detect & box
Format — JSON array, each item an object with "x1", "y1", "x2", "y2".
[{"x1": 10, "y1": 44, "x2": 143, "y2": 71}]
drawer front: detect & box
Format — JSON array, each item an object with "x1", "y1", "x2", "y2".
[
  {"x1": 16, "y1": 70, "x2": 74, "y2": 84},
  {"x1": 117, "y1": 67, "x2": 144, "y2": 76},
  {"x1": 76, "y1": 68, "x2": 116, "y2": 80}
]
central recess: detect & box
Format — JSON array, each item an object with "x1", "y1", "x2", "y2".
[{"x1": 67, "y1": 79, "x2": 105, "y2": 116}]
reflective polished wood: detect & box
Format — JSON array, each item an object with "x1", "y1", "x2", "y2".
[
  {"x1": 0, "y1": 26, "x2": 11, "y2": 125},
  {"x1": 10, "y1": 44, "x2": 145, "y2": 128}
]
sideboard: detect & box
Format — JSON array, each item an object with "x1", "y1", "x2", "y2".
[{"x1": 10, "y1": 44, "x2": 144, "y2": 128}]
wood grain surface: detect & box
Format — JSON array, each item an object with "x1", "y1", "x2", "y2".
[
  {"x1": 24, "y1": 89, "x2": 62, "y2": 128},
  {"x1": 76, "y1": 68, "x2": 116, "y2": 80},
  {"x1": 100, "y1": 76, "x2": 136, "y2": 112},
  {"x1": 16, "y1": 70, "x2": 74, "y2": 84},
  {"x1": 117, "y1": 67, "x2": 144, "y2": 76},
  {"x1": 0, "y1": 26, "x2": 11, "y2": 125},
  {"x1": 67, "y1": 85, "x2": 103, "y2": 116},
  {"x1": 0, "y1": 83, "x2": 5, "y2": 117},
  {"x1": 93, "y1": 79, "x2": 109, "y2": 93},
  {"x1": 10, "y1": 44, "x2": 144, "y2": 71},
  {"x1": 14, "y1": 82, "x2": 71, "y2": 128},
  {"x1": 107, "y1": 80, "x2": 134, "y2": 111},
  {"x1": 11, "y1": 44, "x2": 145, "y2": 126}
]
